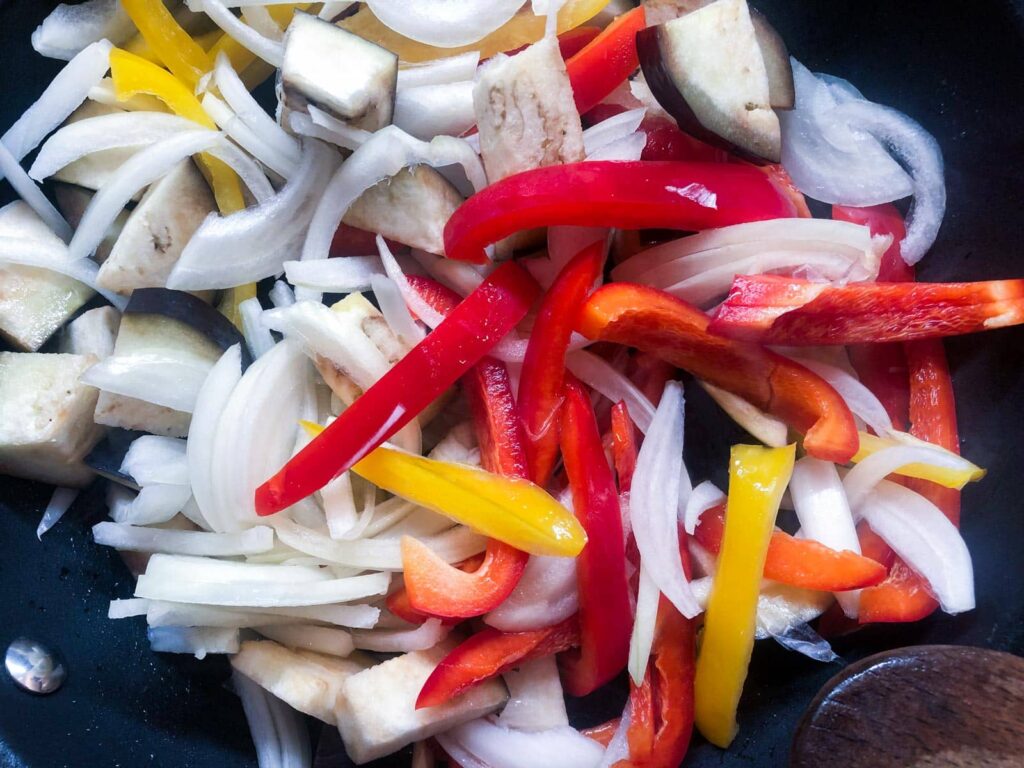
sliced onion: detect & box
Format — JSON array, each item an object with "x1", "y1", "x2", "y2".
[
  {"x1": 257, "y1": 624, "x2": 355, "y2": 657},
  {"x1": 631, "y1": 381, "x2": 700, "y2": 619},
  {"x1": 351, "y1": 617, "x2": 449, "y2": 652},
  {"x1": 0, "y1": 141, "x2": 72, "y2": 241},
  {"x1": 80, "y1": 354, "x2": 213, "y2": 412},
  {"x1": 365, "y1": 0, "x2": 525, "y2": 48},
  {"x1": 681, "y1": 480, "x2": 725, "y2": 535},
  {"x1": 269, "y1": 280, "x2": 295, "y2": 308},
  {"x1": 321, "y1": 473, "x2": 358, "y2": 539},
  {"x1": 147, "y1": 601, "x2": 379, "y2": 630},
  {"x1": 627, "y1": 566, "x2": 660, "y2": 684},
  {"x1": 395, "y1": 81, "x2": 476, "y2": 140},
  {"x1": 32, "y1": 1, "x2": 134, "y2": 61},
  {"x1": 498, "y1": 656, "x2": 568, "y2": 731},
  {"x1": 37, "y1": 487, "x2": 78, "y2": 539},
  {"x1": 860, "y1": 480, "x2": 974, "y2": 614},
  {"x1": 283, "y1": 256, "x2": 384, "y2": 293},
  {"x1": 791, "y1": 357, "x2": 892, "y2": 437},
  {"x1": 0, "y1": 235, "x2": 112, "y2": 309},
  {"x1": 233, "y1": 669, "x2": 284, "y2": 768},
  {"x1": 110, "y1": 484, "x2": 192, "y2": 525},
  {"x1": 779, "y1": 59, "x2": 912, "y2": 206},
  {"x1": 525, "y1": 226, "x2": 608, "y2": 289},
  {"x1": 484, "y1": 555, "x2": 578, "y2": 632},
  {"x1": 597, "y1": 707, "x2": 632, "y2": 768},
  {"x1": 108, "y1": 597, "x2": 150, "y2": 619},
  {"x1": 93, "y1": 522, "x2": 275, "y2": 556},
  {"x1": 371, "y1": 274, "x2": 425, "y2": 348},
  {"x1": 240, "y1": 5, "x2": 283, "y2": 40},
  {"x1": 582, "y1": 108, "x2": 646, "y2": 156},
  {"x1": 301, "y1": 104, "x2": 373, "y2": 150},
  {"x1": 410, "y1": 248, "x2": 486, "y2": 296},
  {"x1": 68, "y1": 129, "x2": 221, "y2": 260},
  {"x1": 843, "y1": 445, "x2": 972, "y2": 512},
  {"x1": 766, "y1": 621, "x2": 838, "y2": 663},
  {"x1": 832, "y1": 99, "x2": 945, "y2": 265},
  {"x1": 698, "y1": 380, "x2": 789, "y2": 448},
  {"x1": 121, "y1": 435, "x2": 189, "y2": 485},
  {"x1": 149, "y1": 626, "x2": 240, "y2": 658},
  {"x1": 565, "y1": 350, "x2": 655, "y2": 433},
  {"x1": 2, "y1": 40, "x2": 113, "y2": 162},
  {"x1": 398, "y1": 52, "x2": 480, "y2": 89},
  {"x1": 239, "y1": 297, "x2": 275, "y2": 359},
  {"x1": 29, "y1": 112, "x2": 201, "y2": 181},
  {"x1": 438, "y1": 719, "x2": 604, "y2": 768},
  {"x1": 202, "y1": 93, "x2": 298, "y2": 179},
  {"x1": 192, "y1": 0, "x2": 284, "y2": 66},
  {"x1": 146, "y1": 553, "x2": 327, "y2": 584},
  {"x1": 376, "y1": 235, "x2": 448, "y2": 329},
  {"x1": 168, "y1": 139, "x2": 340, "y2": 290},
  {"x1": 584, "y1": 131, "x2": 646, "y2": 162},
  {"x1": 301, "y1": 125, "x2": 485, "y2": 265}
]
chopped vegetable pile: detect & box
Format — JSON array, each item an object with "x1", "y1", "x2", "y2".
[{"x1": 2, "y1": 0, "x2": 1015, "y2": 765}]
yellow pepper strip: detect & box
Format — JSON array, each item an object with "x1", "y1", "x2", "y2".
[
  {"x1": 208, "y1": 4, "x2": 309, "y2": 88},
  {"x1": 218, "y1": 282, "x2": 258, "y2": 331},
  {"x1": 120, "y1": 0, "x2": 213, "y2": 90},
  {"x1": 122, "y1": 33, "x2": 162, "y2": 65},
  {"x1": 694, "y1": 443, "x2": 796, "y2": 748},
  {"x1": 853, "y1": 431, "x2": 985, "y2": 490},
  {"x1": 301, "y1": 422, "x2": 587, "y2": 557},
  {"x1": 109, "y1": 49, "x2": 244, "y2": 214},
  {"x1": 341, "y1": 0, "x2": 610, "y2": 63}
]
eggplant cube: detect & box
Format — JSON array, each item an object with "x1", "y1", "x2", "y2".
[
  {"x1": 335, "y1": 640, "x2": 507, "y2": 764},
  {"x1": 0, "y1": 352, "x2": 103, "y2": 486},
  {"x1": 281, "y1": 11, "x2": 398, "y2": 131},
  {"x1": 59, "y1": 306, "x2": 120, "y2": 360}
]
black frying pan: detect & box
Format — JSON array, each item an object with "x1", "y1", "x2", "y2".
[{"x1": 1, "y1": 1, "x2": 1022, "y2": 766}]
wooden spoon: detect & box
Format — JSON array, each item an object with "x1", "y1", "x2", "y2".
[{"x1": 791, "y1": 645, "x2": 1024, "y2": 767}]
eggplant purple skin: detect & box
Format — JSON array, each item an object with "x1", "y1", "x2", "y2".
[
  {"x1": 125, "y1": 288, "x2": 252, "y2": 369},
  {"x1": 636, "y1": 25, "x2": 774, "y2": 165},
  {"x1": 84, "y1": 428, "x2": 145, "y2": 490}
]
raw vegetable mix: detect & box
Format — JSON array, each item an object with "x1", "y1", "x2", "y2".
[{"x1": 0, "y1": 0, "x2": 1017, "y2": 766}]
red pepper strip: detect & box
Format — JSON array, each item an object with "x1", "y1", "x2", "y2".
[
  {"x1": 610, "y1": 401, "x2": 637, "y2": 493},
  {"x1": 640, "y1": 116, "x2": 731, "y2": 163},
  {"x1": 559, "y1": 376, "x2": 633, "y2": 696},
  {"x1": 255, "y1": 262, "x2": 539, "y2": 516},
  {"x1": 386, "y1": 553, "x2": 485, "y2": 625},
  {"x1": 694, "y1": 504, "x2": 887, "y2": 591},
  {"x1": 330, "y1": 222, "x2": 404, "y2": 257},
  {"x1": 709, "y1": 274, "x2": 1024, "y2": 346},
  {"x1": 390, "y1": 275, "x2": 531, "y2": 618},
  {"x1": 556, "y1": 25, "x2": 602, "y2": 59},
  {"x1": 832, "y1": 203, "x2": 914, "y2": 282},
  {"x1": 579, "y1": 283, "x2": 859, "y2": 462},
  {"x1": 760, "y1": 164, "x2": 812, "y2": 219},
  {"x1": 519, "y1": 241, "x2": 606, "y2": 486},
  {"x1": 415, "y1": 616, "x2": 579, "y2": 709},
  {"x1": 565, "y1": 6, "x2": 646, "y2": 115},
  {"x1": 627, "y1": 351, "x2": 675, "y2": 406},
  {"x1": 443, "y1": 161, "x2": 798, "y2": 263}
]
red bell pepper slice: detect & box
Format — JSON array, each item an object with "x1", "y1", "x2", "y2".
[
  {"x1": 694, "y1": 504, "x2": 887, "y2": 591},
  {"x1": 254, "y1": 262, "x2": 539, "y2": 516},
  {"x1": 640, "y1": 115, "x2": 730, "y2": 163},
  {"x1": 443, "y1": 161, "x2": 798, "y2": 263},
  {"x1": 415, "y1": 616, "x2": 579, "y2": 709},
  {"x1": 386, "y1": 553, "x2": 485, "y2": 625},
  {"x1": 610, "y1": 401, "x2": 637, "y2": 494},
  {"x1": 558, "y1": 376, "x2": 633, "y2": 696},
  {"x1": 627, "y1": 351, "x2": 675, "y2": 406},
  {"x1": 709, "y1": 274, "x2": 1024, "y2": 345},
  {"x1": 565, "y1": 6, "x2": 646, "y2": 116},
  {"x1": 556, "y1": 25, "x2": 601, "y2": 59},
  {"x1": 832, "y1": 203, "x2": 914, "y2": 282},
  {"x1": 519, "y1": 241, "x2": 606, "y2": 486},
  {"x1": 578, "y1": 282, "x2": 859, "y2": 463}
]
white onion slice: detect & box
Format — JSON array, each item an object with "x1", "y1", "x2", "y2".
[
  {"x1": 110, "y1": 484, "x2": 192, "y2": 525},
  {"x1": 410, "y1": 248, "x2": 487, "y2": 297},
  {"x1": 2, "y1": 40, "x2": 113, "y2": 162},
  {"x1": 215, "y1": 54, "x2": 297, "y2": 159},
  {"x1": 394, "y1": 81, "x2": 476, "y2": 141},
  {"x1": 681, "y1": 480, "x2": 726, "y2": 535},
  {"x1": 582, "y1": 108, "x2": 646, "y2": 156},
  {"x1": 149, "y1": 626, "x2": 240, "y2": 658},
  {"x1": 698, "y1": 381, "x2": 790, "y2": 448},
  {"x1": 121, "y1": 435, "x2": 189, "y2": 485},
  {"x1": 438, "y1": 719, "x2": 604, "y2": 768},
  {"x1": 135, "y1": 570, "x2": 390, "y2": 607},
  {"x1": 256, "y1": 624, "x2": 355, "y2": 657},
  {"x1": 627, "y1": 566, "x2": 660, "y2": 684},
  {"x1": 283, "y1": 256, "x2": 384, "y2": 293},
  {"x1": 584, "y1": 131, "x2": 647, "y2": 162},
  {"x1": 565, "y1": 350, "x2": 655, "y2": 433},
  {"x1": 192, "y1": 0, "x2": 284, "y2": 66},
  {"x1": 202, "y1": 93, "x2": 298, "y2": 179},
  {"x1": 168, "y1": 139, "x2": 339, "y2": 290},
  {"x1": 269, "y1": 280, "x2": 296, "y2": 308},
  {"x1": 93, "y1": 522, "x2": 275, "y2": 556},
  {"x1": 80, "y1": 354, "x2": 212, "y2": 413},
  {"x1": 108, "y1": 597, "x2": 150, "y2": 619},
  {"x1": 832, "y1": 99, "x2": 945, "y2": 265},
  {"x1": 239, "y1": 297, "x2": 276, "y2": 359},
  {"x1": 859, "y1": 480, "x2": 974, "y2": 614},
  {"x1": 145, "y1": 554, "x2": 327, "y2": 584},
  {"x1": 0, "y1": 235, "x2": 125, "y2": 308},
  {"x1": 232, "y1": 669, "x2": 284, "y2": 768},
  {"x1": 631, "y1": 381, "x2": 700, "y2": 619},
  {"x1": 301, "y1": 125, "x2": 485, "y2": 265},
  {"x1": 767, "y1": 621, "x2": 838, "y2": 663},
  {"x1": 29, "y1": 112, "x2": 202, "y2": 181},
  {"x1": 371, "y1": 274, "x2": 425, "y2": 348},
  {"x1": 792, "y1": 357, "x2": 892, "y2": 437},
  {"x1": 240, "y1": 5, "x2": 283, "y2": 40},
  {"x1": 398, "y1": 52, "x2": 480, "y2": 89},
  {"x1": 0, "y1": 141, "x2": 72, "y2": 241},
  {"x1": 376, "y1": 235, "x2": 449, "y2": 332},
  {"x1": 37, "y1": 487, "x2": 78, "y2": 539},
  {"x1": 498, "y1": 656, "x2": 569, "y2": 732},
  {"x1": 598, "y1": 707, "x2": 632, "y2": 768},
  {"x1": 303, "y1": 104, "x2": 373, "y2": 150},
  {"x1": 147, "y1": 601, "x2": 379, "y2": 630},
  {"x1": 351, "y1": 618, "x2": 449, "y2": 652},
  {"x1": 32, "y1": 1, "x2": 134, "y2": 60},
  {"x1": 843, "y1": 445, "x2": 971, "y2": 512},
  {"x1": 485, "y1": 555, "x2": 578, "y2": 632},
  {"x1": 68, "y1": 129, "x2": 220, "y2": 260},
  {"x1": 365, "y1": 0, "x2": 525, "y2": 48}
]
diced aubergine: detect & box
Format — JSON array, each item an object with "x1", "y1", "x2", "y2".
[
  {"x1": 343, "y1": 166, "x2": 462, "y2": 256},
  {"x1": 637, "y1": 0, "x2": 789, "y2": 162},
  {"x1": 125, "y1": 288, "x2": 249, "y2": 365},
  {"x1": 749, "y1": 7, "x2": 795, "y2": 110},
  {"x1": 0, "y1": 201, "x2": 94, "y2": 351},
  {"x1": 59, "y1": 306, "x2": 120, "y2": 359},
  {"x1": 335, "y1": 640, "x2": 508, "y2": 764},
  {"x1": 84, "y1": 428, "x2": 146, "y2": 490},
  {"x1": 280, "y1": 11, "x2": 398, "y2": 131},
  {"x1": 231, "y1": 640, "x2": 373, "y2": 726},
  {"x1": 0, "y1": 352, "x2": 104, "y2": 486},
  {"x1": 54, "y1": 183, "x2": 130, "y2": 264},
  {"x1": 97, "y1": 159, "x2": 217, "y2": 294},
  {"x1": 51, "y1": 101, "x2": 146, "y2": 196}
]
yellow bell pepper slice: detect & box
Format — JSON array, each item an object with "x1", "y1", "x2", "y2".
[
  {"x1": 694, "y1": 443, "x2": 795, "y2": 748},
  {"x1": 302, "y1": 422, "x2": 587, "y2": 557},
  {"x1": 341, "y1": 0, "x2": 611, "y2": 63},
  {"x1": 218, "y1": 282, "x2": 258, "y2": 331},
  {"x1": 120, "y1": 0, "x2": 213, "y2": 89},
  {"x1": 853, "y1": 431, "x2": 985, "y2": 490},
  {"x1": 109, "y1": 48, "x2": 244, "y2": 214}
]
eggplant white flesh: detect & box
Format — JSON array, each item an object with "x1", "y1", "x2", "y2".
[
  {"x1": 53, "y1": 183, "x2": 128, "y2": 264},
  {"x1": 749, "y1": 8, "x2": 795, "y2": 110},
  {"x1": 642, "y1": 0, "x2": 714, "y2": 25},
  {"x1": 343, "y1": 166, "x2": 462, "y2": 256},
  {"x1": 638, "y1": 0, "x2": 782, "y2": 162},
  {"x1": 97, "y1": 159, "x2": 217, "y2": 294},
  {"x1": 280, "y1": 11, "x2": 398, "y2": 131},
  {"x1": 473, "y1": 36, "x2": 585, "y2": 182},
  {"x1": 0, "y1": 352, "x2": 104, "y2": 486},
  {"x1": 0, "y1": 201, "x2": 94, "y2": 351},
  {"x1": 59, "y1": 306, "x2": 119, "y2": 359},
  {"x1": 50, "y1": 101, "x2": 145, "y2": 197}
]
